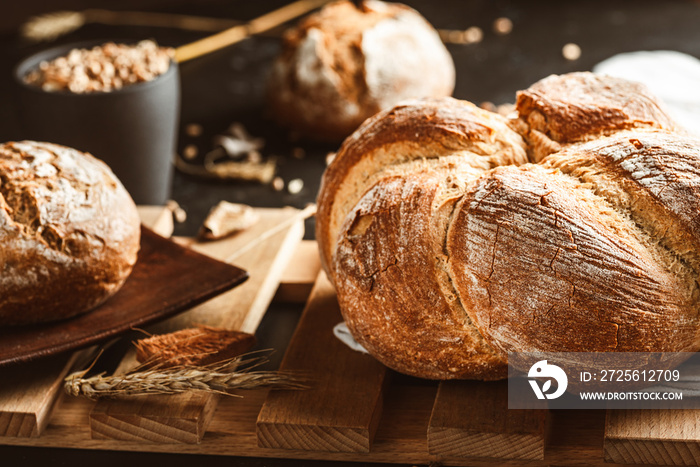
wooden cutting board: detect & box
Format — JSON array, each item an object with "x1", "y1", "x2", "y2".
[
  {"x1": 0, "y1": 268, "x2": 611, "y2": 466},
  {"x1": 0, "y1": 206, "x2": 176, "y2": 437},
  {"x1": 89, "y1": 207, "x2": 305, "y2": 443},
  {"x1": 257, "y1": 272, "x2": 388, "y2": 453},
  {"x1": 0, "y1": 227, "x2": 247, "y2": 367},
  {"x1": 1, "y1": 235, "x2": 683, "y2": 465},
  {"x1": 605, "y1": 410, "x2": 700, "y2": 465}
]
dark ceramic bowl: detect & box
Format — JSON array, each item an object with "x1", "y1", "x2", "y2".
[{"x1": 13, "y1": 40, "x2": 180, "y2": 205}]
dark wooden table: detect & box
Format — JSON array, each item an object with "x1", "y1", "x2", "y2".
[{"x1": 1, "y1": 1, "x2": 699, "y2": 465}]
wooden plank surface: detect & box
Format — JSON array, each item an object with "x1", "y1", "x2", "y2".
[
  {"x1": 0, "y1": 266, "x2": 630, "y2": 465},
  {"x1": 89, "y1": 207, "x2": 305, "y2": 443},
  {"x1": 0, "y1": 206, "x2": 173, "y2": 438},
  {"x1": 0, "y1": 384, "x2": 616, "y2": 466},
  {"x1": 0, "y1": 353, "x2": 83, "y2": 437},
  {"x1": 605, "y1": 410, "x2": 700, "y2": 465},
  {"x1": 273, "y1": 240, "x2": 321, "y2": 303},
  {"x1": 256, "y1": 272, "x2": 388, "y2": 453},
  {"x1": 428, "y1": 379, "x2": 547, "y2": 461}
]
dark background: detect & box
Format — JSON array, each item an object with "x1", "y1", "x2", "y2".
[{"x1": 1, "y1": 0, "x2": 700, "y2": 465}]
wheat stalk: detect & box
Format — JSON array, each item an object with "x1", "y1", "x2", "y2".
[{"x1": 64, "y1": 353, "x2": 308, "y2": 400}]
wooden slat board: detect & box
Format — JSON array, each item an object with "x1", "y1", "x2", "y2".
[
  {"x1": 0, "y1": 353, "x2": 84, "y2": 437},
  {"x1": 0, "y1": 377, "x2": 614, "y2": 465},
  {"x1": 89, "y1": 207, "x2": 305, "y2": 443},
  {"x1": 0, "y1": 242, "x2": 672, "y2": 465},
  {"x1": 428, "y1": 380, "x2": 547, "y2": 460},
  {"x1": 273, "y1": 240, "x2": 321, "y2": 304},
  {"x1": 0, "y1": 206, "x2": 174, "y2": 438},
  {"x1": 605, "y1": 410, "x2": 700, "y2": 465},
  {"x1": 256, "y1": 272, "x2": 388, "y2": 453}
]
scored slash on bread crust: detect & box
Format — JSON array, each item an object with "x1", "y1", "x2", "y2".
[
  {"x1": 0, "y1": 141, "x2": 141, "y2": 326},
  {"x1": 317, "y1": 72, "x2": 700, "y2": 380}
]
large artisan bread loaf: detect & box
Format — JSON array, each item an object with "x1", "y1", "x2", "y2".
[
  {"x1": 267, "y1": 0, "x2": 455, "y2": 142},
  {"x1": 316, "y1": 72, "x2": 700, "y2": 379},
  {"x1": 0, "y1": 141, "x2": 141, "y2": 325}
]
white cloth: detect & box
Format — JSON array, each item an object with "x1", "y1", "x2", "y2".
[{"x1": 332, "y1": 322, "x2": 369, "y2": 354}]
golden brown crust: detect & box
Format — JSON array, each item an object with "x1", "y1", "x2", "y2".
[
  {"x1": 540, "y1": 131, "x2": 700, "y2": 277},
  {"x1": 317, "y1": 97, "x2": 529, "y2": 279},
  {"x1": 317, "y1": 97, "x2": 528, "y2": 378},
  {"x1": 267, "y1": 0, "x2": 455, "y2": 141},
  {"x1": 0, "y1": 141, "x2": 141, "y2": 325},
  {"x1": 334, "y1": 160, "x2": 507, "y2": 379},
  {"x1": 448, "y1": 163, "x2": 699, "y2": 356},
  {"x1": 516, "y1": 72, "x2": 682, "y2": 161},
  {"x1": 319, "y1": 72, "x2": 700, "y2": 380}
]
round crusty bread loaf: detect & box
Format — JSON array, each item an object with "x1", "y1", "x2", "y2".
[
  {"x1": 267, "y1": 0, "x2": 455, "y2": 142},
  {"x1": 316, "y1": 72, "x2": 700, "y2": 379},
  {"x1": 0, "y1": 141, "x2": 141, "y2": 326}
]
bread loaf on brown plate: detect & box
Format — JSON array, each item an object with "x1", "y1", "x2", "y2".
[
  {"x1": 267, "y1": 0, "x2": 455, "y2": 142},
  {"x1": 0, "y1": 141, "x2": 141, "y2": 326},
  {"x1": 316, "y1": 72, "x2": 700, "y2": 380}
]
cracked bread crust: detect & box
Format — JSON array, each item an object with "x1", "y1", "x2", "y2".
[
  {"x1": 0, "y1": 141, "x2": 140, "y2": 326},
  {"x1": 317, "y1": 97, "x2": 529, "y2": 282},
  {"x1": 318, "y1": 72, "x2": 700, "y2": 380},
  {"x1": 267, "y1": 0, "x2": 455, "y2": 141},
  {"x1": 319, "y1": 98, "x2": 528, "y2": 379},
  {"x1": 448, "y1": 163, "x2": 699, "y2": 357},
  {"x1": 334, "y1": 160, "x2": 507, "y2": 379}
]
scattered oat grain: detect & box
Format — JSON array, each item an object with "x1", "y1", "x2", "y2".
[
  {"x1": 287, "y1": 178, "x2": 304, "y2": 194},
  {"x1": 493, "y1": 17, "x2": 513, "y2": 35},
  {"x1": 272, "y1": 176, "x2": 285, "y2": 191},
  {"x1": 562, "y1": 43, "x2": 582, "y2": 61},
  {"x1": 185, "y1": 123, "x2": 203, "y2": 137},
  {"x1": 464, "y1": 26, "x2": 483, "y2": 44},
  {"x1": 183, "y1": 144, "x2": 198, "y2": 160}
]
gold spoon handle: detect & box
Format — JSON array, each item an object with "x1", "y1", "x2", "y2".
[{"x1": 174, "y1": 0, "x2": 329, "y2": 63}]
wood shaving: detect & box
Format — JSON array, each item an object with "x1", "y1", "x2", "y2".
[
  {"x1": 175, "y1": 153, "x2": 277, "y2": 183},
  {"x1": 199, "y1": 201, "x2": 259, "y2": 240},
  {"x1": 214, "y1": 134, "x2": 264, "y2": 159},
  {"x1": 135, "y1": 325, "x2": 256, "y2": 368}
]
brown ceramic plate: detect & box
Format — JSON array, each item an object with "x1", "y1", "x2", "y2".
[{"x1": 0, "y1": 226, "x2": 248, "y2": 367}]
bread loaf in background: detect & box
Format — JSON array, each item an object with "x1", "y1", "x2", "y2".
[
  {"x1": 267, "y1": 0, "x2": 455, "y2": 142},
  {"x1": 0, "y1": 141, "x2": 141, "y2": 326},
  {"x1": 316, "y1": 72, "x2": 700, "y2": 379}
]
